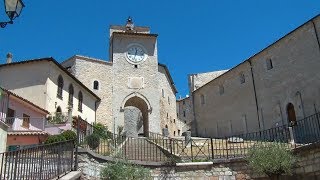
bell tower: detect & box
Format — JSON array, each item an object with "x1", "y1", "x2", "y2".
[{"x1": 110, "y1": 17, "x2": 161, "y2": 135}]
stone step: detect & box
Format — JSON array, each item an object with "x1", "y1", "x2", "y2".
[{"x1": 119, "y1": 138, "x2": 170, "y2": 162}]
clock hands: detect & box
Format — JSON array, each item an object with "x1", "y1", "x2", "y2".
[{"x1": 134, "y1": 48, "x2": 138, "y2": 61}]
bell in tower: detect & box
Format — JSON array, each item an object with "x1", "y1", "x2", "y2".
[{"x1": 125, "y1": 16, "x2": 135, "y2": 32}]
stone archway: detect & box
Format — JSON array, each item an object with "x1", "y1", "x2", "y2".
[{"x1": 121, "y1": 93, "x2": 151, "y2": 137}]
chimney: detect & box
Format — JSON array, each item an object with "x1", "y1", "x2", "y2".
[{"x1": 6, "y1": 53, "x2": 12, "y2": 64}]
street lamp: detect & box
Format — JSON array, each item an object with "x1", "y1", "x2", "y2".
[{"x1": 0, "y1": 0, "x2": 25, "y2": 28}]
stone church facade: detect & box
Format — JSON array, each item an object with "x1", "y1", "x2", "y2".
[
  {"x1": 189, "y1": 14, "x2": 320, "y2": 137},
  {"x1": 61, "y1": 19, "x2": 180, "y2": 136}
]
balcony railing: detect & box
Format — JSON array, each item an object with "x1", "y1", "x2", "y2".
[{"x1": 1, "y1": 117, "x2": 46, "y2": 131}]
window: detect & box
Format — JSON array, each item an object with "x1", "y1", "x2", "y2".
[
  {"x1": 183, "y1": 111, "x2": 186, "y2": 117},
  {"x1": 173, "y1": 119, "x2": 176, "y2": 123},
  {"x1": 183, "y1": 100, "x2": 185, "y2": 105},
  {"x1": 93, "y1": 80, "x2": 99, "y2": 90},
  {"x1": 22, "y1": 114, "x2": 30, "y2": 129},
  {"x1": 57, "y1": 75, "x2": 64, "y2": 99},
  {"x1": 168, "y1": 96, "x2": 170, "y2": 104},
  {"x1": 56, "y1": 106, "x2": 62, "y2": 114},
  {"x1": 78, "y1": 91, "x2": 83, "y2": 112},
  {"x1": 68, "y1": 84, "x2": 74, "y2": 107},
  {"x1": 6, "y1": 108, "x2": 15, "y2": 126},
  {"x1": 162, "y1": 89, "x2": 165, "y2": 98},
  {"x1": 178, "y1": 130, "x2": 181, "y2": 136},
  {"x1": 200, "y1": 94, "x2": 205, "y2": 105},
  {"x1": 165, "y1": 125, "x2": 168, "y2": 129},
  {"x1": 239, "y1": 72, "x2": 245, "y2": 84},
  {"x1": 266, "y1": 58, "x2": 273, "y2": 70},
  {"x1": 167, "y1": 113, "x2": 168, "y2": 119},
  {"x1": 219, "y1": 85, "x2": 224, "y2": 95},
  {"x1": 174, "y1": 131, "x2": 176, "y2": 136}
]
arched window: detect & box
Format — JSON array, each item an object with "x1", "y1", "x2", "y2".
[
  {"x1": 78, "y1": 91, "x2": 83, "y2": 112},
  {"x1": 68, "y1": 84, "x2": 74, "y2": 107},
  {"x1": 57, "y1": 75, "x2": 64, "y2": 99},
  {"x1": 93, "y1": 80, "x2": 99, "y2": 90},
  {"x1": 287, "y1": 103, "x2": 297, "y2": 126},
  {"x1": 165, "y1": 124, "x2": 168, "y2": 129}
]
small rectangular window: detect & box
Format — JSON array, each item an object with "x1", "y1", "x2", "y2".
[
  {"x1": 266, "y1": 59, "x2": 273, "y2": 70},
  {"x1": 183, "y1": 111, "x2": 186, "y2": 117},
  {"x1": 6, "y1": 108, "x2": 15, "y2": 126},
  {"x1": 219, "y1": 85, "x2": 224, "y2": 95},
  {"x1": 22, "y1": 114, "x2": 30, "y2": 129},
  {"x1": 200, "y1": 94, "x2": 205, "y2": 105},
  {"x1": 240, "y1": 73, "x2": 245, "y2": 84}
]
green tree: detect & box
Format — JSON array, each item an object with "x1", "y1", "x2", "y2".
[{"x1": 246, "y1": 142, "x2": 296, "y2": 180}]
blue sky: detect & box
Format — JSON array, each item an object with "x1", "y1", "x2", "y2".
[{"x1": 0, "y1": 1, "x2": 319, "y2": 98}]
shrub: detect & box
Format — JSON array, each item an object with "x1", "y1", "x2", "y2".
[
  {"x1": 100, "y1": 160, "x2": 151, "y2": 180},
  {"x1": 47, "y1": 113, "x2": 66, "y2": 124},
  {"x1": 45, "y1": 134, "x2": 66, "y2": 144},
  {"x1": 93, "y1": 123, "x2": 111, "y2": 140},
  {"x1": 246, "y1": 142, "x2": 296, "y2": 179},
  {"x1": 86, "y1": 133, "x2": 100, "y2": 150},
  {"x1": 61, "y1": 130, "x2": 77, "y2": 141}
]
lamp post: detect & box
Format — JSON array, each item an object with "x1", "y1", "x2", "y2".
[{"x1": 0, "y1": 0, "x2": 25, "y2": 28}]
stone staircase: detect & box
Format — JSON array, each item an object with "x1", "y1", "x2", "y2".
[{"x1": 120, "y1": 137, "x2": 170, "y2": 162}]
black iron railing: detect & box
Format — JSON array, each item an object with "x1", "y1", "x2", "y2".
[
  {"x1": 293, "y1": 112, "x2": 320, "y2": 144},
  {"x1": 0, "y1": 140, "x2": 75, "y2": 180},
  {"x1": 77, "y1": 113, "x2": 320, "y2": 163}
]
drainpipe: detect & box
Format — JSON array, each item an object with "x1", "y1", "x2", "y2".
[
  {"x1": 248, "y1": 60, "x2": 261, "y2": 130},
  {"x1": 95, "y1": 101, "x2": 97, "y2": 123},
  {"x1": 6, "y1": 93, "x2": 10, "y2": 117}
]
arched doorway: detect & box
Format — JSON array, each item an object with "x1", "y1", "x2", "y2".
[
  {"x1": 122, "y1": 94, "x2": 151, "y2": 137},
  {"x1": 287, "y1": 103, "x2": 297, "y2": 126}
]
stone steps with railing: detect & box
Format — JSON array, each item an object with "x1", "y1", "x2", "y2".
[{"x1": 120, "y1": 137, "x2": 170, "y2": 162}]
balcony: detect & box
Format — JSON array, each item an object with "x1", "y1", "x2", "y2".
[{"x1": 1, "y1": 117, "x2": 45, "y2": 131}]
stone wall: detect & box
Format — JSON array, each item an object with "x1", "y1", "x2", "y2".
[
  {"x1": 61, "y1": 56, "x2": 113, "y2": 128},
  {"x1": 176, "y1": 97, "x2": 192, "y2": 133},
  {"x1": 188, "y1": 70, "x2": 228, "y2": 93},
  {"x1": 193, "y1": 15, "x2": 320, "y2": 137},
  {"x1": 194, "y1": 62, "x2": 259, "y2": 137},
  {"x1": 78, "y1": 142, "x2": 320, "y2": 179},
  {"x1": 158, "y1": 65, "x2": 179, "y2": 137}
]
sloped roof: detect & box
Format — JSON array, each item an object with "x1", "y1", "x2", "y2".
[
  {"x1": 0, "y1": 57, "x2": 101, "y2": 101},
  {"x1": 8, "y1": 131, "x2": 48, "y2": 136},
  {"x1": 0, "y1": 87, "x2": 49, "y2": 114},
  {"x1": 158, "y1": 63, "x2": 178, "y2": 94}
]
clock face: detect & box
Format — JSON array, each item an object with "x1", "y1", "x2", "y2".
[{"x1": 126, "y1": 45, "x2": 147, "y2": 64}]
